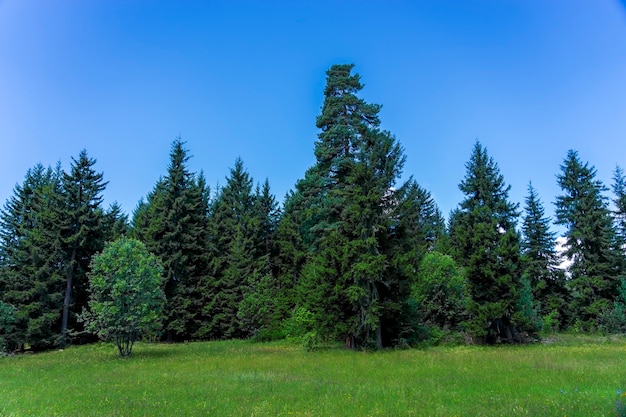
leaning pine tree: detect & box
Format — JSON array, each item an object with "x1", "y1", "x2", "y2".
[
  {"x1": 295, "y1": 64, "x2": 407, "y2": 349},
  {"x1": 449, "y1": 141, "x2": 524, "y2": 343}
]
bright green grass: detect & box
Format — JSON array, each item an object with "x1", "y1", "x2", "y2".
[{"x1": 1, "y1": 335, "x2": 625, "y2": 416}]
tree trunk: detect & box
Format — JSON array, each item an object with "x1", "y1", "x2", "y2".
[
  {"x1": 61, "y1": 246, "x2": 77, "y2": 348},
  {"x1": 376, "y1": 320, "x2": 383, "y2": 349}
]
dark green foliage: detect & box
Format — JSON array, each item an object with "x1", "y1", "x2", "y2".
[
  {"x1": 612, "y1": 166, "x2": 626, "y2": 247},
  {"x1": 103, "y1": 202, "x2": 129, "y2": 242},
  {"x1": 600, "y1": 278, "x2": 626, "y2": 334},
  {"x1": 449, "y1": 142, "x2": 523, "y2": 341},
  {"x1": 131, "y1": 139, "x2": 209, "y2": 341},
  {"x1": 514, "y1": 274, "x2": 542, "y2": 337},
  {"x1": 0, "y1": 164, "x2": 66, "y2": 350},
  {"x1": 0, "y1": 301, "x2": 15, "y2": 353},
  {"x1": 202, "y1": 158, "x2": 271, "y2": 339},
  {"x1": 555, "y1": 150, "x2": 619, "y2": 330},
  {"x1": 378, "y1": 180, "x2": 446, "y2": 346},
  {"x1": 611, "y1": 166, "x2": 626, "y2": 289},
  {"x1": 83, "y1": 237, "x2": 165, "y2": 357},
  {"x1": 237, "y1": 179, "x2": 281, "y2": 337},
  {"x1": 412, "y1": 252, "x2": 469, "y2": 334},
  {"x1": 521, "y1": 184, "x2": 569, "y2": 329},
  {"x1": 294, "y1": 64, "x2": 421, "y2": 349},
  {"x1": 268, "y1": 191, "x2": 306, "y2": 333},
  {"x1": 60, "y1": 150, "x2": 108, "y2": 347}
]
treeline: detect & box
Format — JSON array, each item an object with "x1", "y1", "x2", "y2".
[{"x1": 1, "y1": 64, "x2": 625, "y2": 352}]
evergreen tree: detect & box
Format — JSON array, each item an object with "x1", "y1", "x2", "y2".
[
  {"x1": 612, "y1": 166, "x2": 626, "y2": 263},
  {"x1": 379, "y1": 180, "x2": 445, "y2": 344},
  {"x1": 295, "y1": 64, "x2": 407, "y2": 348},
  {"x1": 237, "y1": 179, "x2": 281, "y2": 338},
  {"x1": 60, "y1": 150, "x2": 108, "y2": 347},
  {"x1": 203, "y1": 158, "x2": 263, "y2": 339},
  {"x1": 131, "y1": 139, "x2": 209, "y2": 341},
  {"x1": 0, "y1": 164, "x2": 65, "y2": 350},
  {"x1": 521, "y1": 183, "x2": 569, "y2": 328},
  {"x1": 270, "y1": 190, "x2": 308, "y2": 334},
  {"x1": 103, "y1": 202, "x2": 129, "y2": 243},
  {"x1": 449, "y1": 141, "x2": 523, "y2": 343},
  {"x1": 555, "y1": 150, "x2": 619, "y2": 329}
]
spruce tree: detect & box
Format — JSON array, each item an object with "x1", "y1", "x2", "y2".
[
  {"x1": 132, "y1": 139, "x2": 209, "y2": 341},
  {"x1": 237, "y1": 179, "x2": 281, "y2": 338},
  {"x1": 612, "y1": 166, "x2": 626, "y2": 258},
  {"x1": 555, "y1": 150, "x2": 619, "y2": 329},
  {"x1": 60, "y1": 150, "x2": 108, "y2": 347},
  {"x1": 380, "y1": 179, "x2": 446, "y2": 343},
  {"x1": 270, "y1": 190, "x2": 307, "y2": 333},
  {"x1": 203, "y1": 158, "x2": 263, "y2": 339},
  {"x1": 295, "y1": 64, "x2": 407, "y2": 348},
  {"x1": 449, "y1": 141, "x2": 523, "y2": 342},
  {"x1": 0, "y1": 164, "x2": 65, "y2": 350},
  {"x1": 103, "y1": 202, "x2": 129, "y2": 242},
  {"x1": 520, "y1": 183, "x2": 568, "y2": 330}
]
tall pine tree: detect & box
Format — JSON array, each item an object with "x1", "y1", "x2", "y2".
[{"x1": 295, "y1": 64, "x2": 408, "y2": 348}]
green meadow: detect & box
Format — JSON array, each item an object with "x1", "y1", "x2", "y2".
[{"x1": 1, "y1": 335, "x2": 625, "y2": 417}]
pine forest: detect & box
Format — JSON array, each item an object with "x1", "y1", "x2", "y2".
[{"x1": 2, "y1": 64, "x2": 626, "y2": 353}]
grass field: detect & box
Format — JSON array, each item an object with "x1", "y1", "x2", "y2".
[{"x1": 1, "y1": 335, "x2": 625, "y2": 416}]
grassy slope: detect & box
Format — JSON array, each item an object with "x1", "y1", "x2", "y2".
[{"x1": 1, "y1": 335, "x2": 625, "y2": 416}]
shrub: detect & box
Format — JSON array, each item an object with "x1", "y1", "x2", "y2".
[
  {"x1": 82, "y1": 238, "x2": 165, "y2": 357},
  {"x1": 600, "y1": 278, "x2": 626, "y2": 334},
  {"x1": 411, "y1": 252, "x2": 470, "y2": 332},
  {"x1": 284, "y1": 307, "x2": 321, "y2": 351}
]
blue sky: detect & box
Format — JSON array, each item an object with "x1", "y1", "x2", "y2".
[{"x1": 1, "y1": 1, "x2": 625, "y2": 227}]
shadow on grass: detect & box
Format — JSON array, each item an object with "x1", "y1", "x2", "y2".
[{"x1": 129, "y1": 345, "x2": 178, "y2": 360}]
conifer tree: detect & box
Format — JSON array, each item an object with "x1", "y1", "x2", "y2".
[
  {"x1": 103, "y1": 202, "x2": 129, "y2": 242},
  {"x1": 555, "y1": 150, "x2": 619, "y2": 329},
  {"x1": 270, "y1": 191, "x2": 307, "y2": 333},
  {"x1": 0, "y1": 164, "x2": 65, "y2": 350},
  {"x1": 203, "y1": 158, "x2": 263, "y2": 339},
  {"x1": 379, "y1": 180, "x2": 446, "y2": 343},
  {"x1": 612, "y1": 166, "x2": 626, "y2": 256},
  {"x1": 521, "y1": 183, "x2": 569, "y2": 328},
  {"x1": 131, "y1": 139, "x2": 209, "y2": 341},
  {"x1": 295, "y1": 64, "x2": 407, "y2": 348},
  {"x1": 60, "y1": 150, "x2": 108, "y2": 347},
  {"x1": 449, "y1": 142, "x2": 523, "y2": 342},
  {"x1": 237, "y1": 179, "x2": 281, "y2": 337}
]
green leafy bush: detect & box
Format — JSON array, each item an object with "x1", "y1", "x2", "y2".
[
  {"x1": 412, "y1": 252, "x2": 470, "y2": 333},
  {"x1": 284, "y1": 307, "x2": 321, "y2": 350},
  {"x1": 82, "y1": 238, "x2": 165, "y2": 357}
]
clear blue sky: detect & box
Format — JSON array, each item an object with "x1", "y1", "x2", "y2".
[{"x1": 1, "y1": 1, "x2": 625, "y2": 226}]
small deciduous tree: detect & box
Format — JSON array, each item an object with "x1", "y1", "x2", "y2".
[
  {"x1": 412, "y1": 252, "x2": 469, "y2": 337},
  {"x1": 83, "y1": 238, "x2": 165, "y2": 357}
]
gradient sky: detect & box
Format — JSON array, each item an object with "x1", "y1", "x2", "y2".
[{"x1": 1, "y1": 1, "x2": 625, "y2": 229}]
